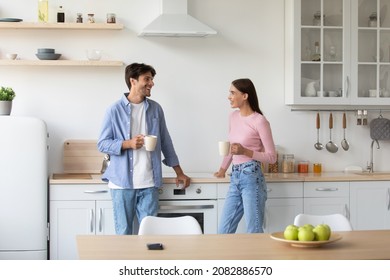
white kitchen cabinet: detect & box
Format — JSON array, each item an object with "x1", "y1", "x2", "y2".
[
  {"x1": 264, "y1": 182, "x2": 304, "y2": 233},
  {"x1": 303, "y1": 181, "x2": 350, "y2": 218},
  {"x1": 217, "y1": 182, "x2": 303, "y2": 234},
  {"x1": 285, "y1": 0, "x2": 390, "y2": 106},
  {"x1": 350, "y1": 181, "x2": 390, "y2": 230},
  {"x1": 49, "y1": 184, "x2": 114, "y2": 260}
]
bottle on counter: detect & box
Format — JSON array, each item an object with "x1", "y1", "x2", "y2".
[
  {"x1": 282, "y1": 154, "x2": 295, "y2": 173},
  {"x1": 38, "y1": 0, "x2": 49, "y2": 23},
  {"x1": 57, "y1": 6, "x2": 65, "y2": 23}
]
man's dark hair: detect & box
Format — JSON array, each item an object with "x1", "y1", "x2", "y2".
[{"x1": 125, "y1": 63, "x2": 156, "y2": 90}]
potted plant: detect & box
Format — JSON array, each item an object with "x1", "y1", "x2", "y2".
[{"x1": 0, "y1": 86, "x2": 16, "y2": 115}]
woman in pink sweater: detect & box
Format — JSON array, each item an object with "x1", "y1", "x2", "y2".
[{"x1": 214, "y1": 78, "x2": 276, "y2": 233}]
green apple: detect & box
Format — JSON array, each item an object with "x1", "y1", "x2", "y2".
[
  {"x1": 300, "y1": 224, "x2": 314, "y2": 231},
  {"x1": 297, "y1": 227, "x2": 315, "y2": 241},
  {"x1": 313, "y1": 224, "x2": 331, "y2": 241},
  {"x1": 284, "y1": 225, "x2": 299, "y2": 240}
]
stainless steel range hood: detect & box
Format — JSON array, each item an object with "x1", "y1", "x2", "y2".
[{"x1": 139, "y1": 0, "x2": 217, "y2": 37}]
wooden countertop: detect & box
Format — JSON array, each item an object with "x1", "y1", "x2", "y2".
[
  {"x1": 77, "y1": 230, "x2": 390, "y2": 260},
  {"x1": 50, "y1": 171, "x2": 390, "y2": 184}
]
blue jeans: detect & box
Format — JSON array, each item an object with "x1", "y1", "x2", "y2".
[
  {"x1": 110, "y1": 187, "x2": 159, "y2": 235},
  {"x1": 218, "y1": 160, "x2": 267, "y2": 234}
]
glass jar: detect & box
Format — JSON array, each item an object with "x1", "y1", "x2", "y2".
[
  {"x1": 313, "y1": 11, "x2": 321, "y2": 26},
  {"x1": 298, "y1": 161, "x2": 309, "y2": 173},
  {"x1": 282, "y1": 154, "x2": 295, "y2": 173},
  {"x1": 88, "y1": 13, "x2": 95, "y2": 23},
  {"x1": 268, "y1": 151, "x2": 279, "y2": 173},
  {"x1": 313, "y1": 163, "x2": 322, "y2": 174},
  {"x1": 369, "y1": 12, "x2": 377, "y2": 27},
  {"x1": 107, "y1": 13, "x2": 116, "y2": 23},
  {"x1": 76, "y1": 13, "x2": 83, "y2": 23}
]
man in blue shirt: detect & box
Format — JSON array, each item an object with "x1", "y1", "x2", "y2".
[{"x1": 97, "y1": 63, "x2": 190, "y2": 235}]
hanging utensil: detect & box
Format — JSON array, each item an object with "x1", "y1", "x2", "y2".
[
  {"x1": 326, "y1": 112, "x2": 338, "y2": 153},
  {"x1": 341, "y1": 112, "x2": 350, "y2": 151},
  {"x1": 314, "y1": 112, "x2": 323, "y2": 150}
]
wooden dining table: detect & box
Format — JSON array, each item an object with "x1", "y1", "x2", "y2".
[{"x1": 77, "y1": 230, "x2": 390, "y2": 260}]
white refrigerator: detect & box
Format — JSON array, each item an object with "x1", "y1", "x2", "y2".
[{"x1": 0, "y1": 116, "x2": 48, "y2": 259}]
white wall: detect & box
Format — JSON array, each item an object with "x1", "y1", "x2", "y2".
[{"x1": 1, "y1": 0, "x2": 389, "y2": 174}]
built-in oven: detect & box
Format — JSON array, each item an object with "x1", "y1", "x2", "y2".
[{"x1": 157, "y1": 183, "x2": 218, "y2": 234}]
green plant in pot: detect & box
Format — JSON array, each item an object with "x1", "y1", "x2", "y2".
[{"x1": 0, "y1": 86, "x2": 16, "y2": 115}]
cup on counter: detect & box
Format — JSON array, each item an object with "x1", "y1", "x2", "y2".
[
  {"x1": 313, "y1": 163, "x2": 322, "y2": 174},
  {"x1": 218, "y1": 141, "x2": 230, "y2": 156},
  {"x1": 144, "y1": 135, "x2": 157, "y2": 151}
]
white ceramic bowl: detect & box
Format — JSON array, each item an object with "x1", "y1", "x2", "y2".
[
  {"x1": 86, "y1": 50, "x2": 102, "y2": 61},
  {"x1": 6, "y1": 53, "x2": 17, "y2": 60}
]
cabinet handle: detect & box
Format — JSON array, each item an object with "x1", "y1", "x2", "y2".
[
  {"x1": 159, "y1": 205, "x2": 214, "y2": 210},
  {"x1": 387, "y1": 189, "x2": 390, "y2": 211},
  {"x1": 99, "y1": 208, "x2": 102, "y2": 232},
  {"x1": 344, "y1": 204, "x2": 350, "y2": 220},
  {"x1": 315, "y1": 187, "x2": 338, "y2": 192},
  {"x1": 90, "y1": 209, "x2": 94, "y2": 233},
  {"x1": 345, "y1": 76, "x2": 350, "y2": 98},
  {"x1": 84, "y1": 190, "x2": 108, "y2": 194}
]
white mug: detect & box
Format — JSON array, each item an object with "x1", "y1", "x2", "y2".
[
  {"x1": 144, "y1": 135, "x2": 157, "y2": 151},
  {"x1": 369, "y1": 89, "x2": 377, "y2": 97},
  {"x1": 218, "y1": 141, "x2": 230, "y2": 156}
]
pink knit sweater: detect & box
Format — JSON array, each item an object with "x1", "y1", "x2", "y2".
[{"x1": 221, "y1": 110, "x2": 277, "y2": 170}]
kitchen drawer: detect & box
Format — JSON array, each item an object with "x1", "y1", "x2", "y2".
[
  {"x1": 50, "y1": 184, "x2": 111, "y2": 200},
  {"x1": 267, "y1": 182, "x2": 303, "y2": 198},
  {"x1": 218, "y1": 182, "x2": 303, "y2": 198},
  {"x1": 304, "y1": 182, "x2": 349, "y2": 198}
]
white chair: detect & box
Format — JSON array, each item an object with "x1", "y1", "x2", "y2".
[
  {"x1": 293, "y1": 213, "x2": 353, "y2": 231},
  {"x1": 138, "y1": 216, "x2": 203, "y2": 235}
]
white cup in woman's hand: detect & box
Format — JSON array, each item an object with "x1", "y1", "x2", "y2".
[{"x1": 218, "y1": 141, "x2": 230, "y2": 156}]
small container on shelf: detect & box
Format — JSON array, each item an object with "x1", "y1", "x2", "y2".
[
  {"x1": 88, "y1": 13, "x2": 95, "y2": 23},
  {"x1": 369, "y1": 12, "x2": 377, "y2": 27},
  {"x1": 57, "y1": 6, "x2": 65, "y2": 23},
  {"x1": 107, "y1": 13, "x2": 116, "y2": 24},
  {"x1": 313, "y1": 11, "x2": 321, "y2": 26},
  {"x1": 76, "y1": 13, "x2": 83, "y2": 23}
]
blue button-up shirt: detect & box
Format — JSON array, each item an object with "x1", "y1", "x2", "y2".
[{"x1": 97, "y1": 94, "x2": 180, "y2": 189}]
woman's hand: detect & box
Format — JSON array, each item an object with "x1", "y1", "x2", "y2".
[
  {"x1": 214, "y1": 168, "x2": 227, "y2": 178},
  {"x1": 230, "y1": 143, "x2": 253, "y2": 158}
]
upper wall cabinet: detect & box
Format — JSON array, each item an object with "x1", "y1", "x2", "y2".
[{"x1": 285, "y1": 0, "x2": 390, "y2": 106}]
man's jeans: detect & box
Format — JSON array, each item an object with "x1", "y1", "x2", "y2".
[{"x1": 110, "y1": 187, "x2": 159, "y2": 234}]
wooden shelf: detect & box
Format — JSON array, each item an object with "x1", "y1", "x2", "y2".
[
  {"x1": 0, "y1": 60, "x2": 124, "y2": 66},
  {"x1": 0, "y1": 22, "x2": 124, "y2": 30}
]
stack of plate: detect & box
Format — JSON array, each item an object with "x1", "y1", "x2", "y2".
[{"x1": 36, "y1": 48, "x2": 61, "y2": 60}]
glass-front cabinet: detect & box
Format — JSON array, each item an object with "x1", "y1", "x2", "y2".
[{"x1": 285, "y1": 0, "x2": 390, "y2": 106}]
